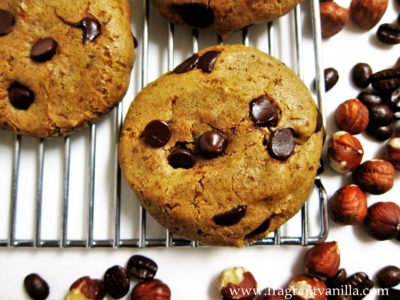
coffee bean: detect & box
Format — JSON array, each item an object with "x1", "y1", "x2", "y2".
[
  {"x1": 31, "y1": 38, "x2": 58, "y2": 62},
  {"x1": 367, "y1": 124, "x2": 393, "y2": 141},
  {"x1": 168, "y1": 148, "x2": 195, "y2": 169},
  {"x1": 324, "y1": 67, "x2": 339, "y2": 91},
  {"x1": 24, "y1": 273, "x2": 50, "y2": 300},
  {"x1": 377, "y1": 266, "x2": 400, "y2": 288},
  {"x1": 8, "y1": 82, "x2": 35, "y2": 110},
  {"x1": 377, "y1": 23, "x2": 400, "y2": 45},
  {"x1": 268, "y1": 128, "x2": 295, "y2": 160},
  {"x1": 344, "y1": 272, "x2": 374, "y2": 300},
  {"x1": 352, "y1": 63, "x2": 372, "y2": 88},
  {"x1": 0, "y1": 9, "x2": 15, "y2": 36},
  {"x1": 142, "y1": 120, "x2": 171, "y2": 148},
  {"x1": 250, "y1": 96, "x2": 279, "y2": 127},
  {"x1": 172, "y1": 4, "x2": 214, "y2": 28},
  {"x1": 370, "y1": 69, "x2": 400, "y2": 93},
  {"x1": 245, "y1": 217, "x2": 272, "y2": 239},
  {"x1": 104, "y1": 266, "x2": 130, "y2": 299},
  {"x1": 198, "y1": 51, "x2": 220, "y2": 73},
  {"x1": 368, "y1": 104, "x2": 394, "y2": 127},
  {"x1": 127, "y1": 255, "x2": 158, "y2": 280},
  {"x1": 358, "y1": 91, "x2": 384, "y2": 106},
  {"x1": 173, "y1": 54, "x2": 199, "y2": 74},
  {"x1": 326, "y1": 268, "x2": 347, "y2": 289},
  {"x1": 213, "y1": 205, "x2": 247, "y2": 226},
  {"x1": 396, "y1": 57, "x2": 400, "y2": 70},
  {"x1": 198, "y1": 130, "x2": 227, "y2": 158},
  {"x1": 380, "y1": 288, "x2": 400, "y2": 300},
  {"x1": 389, "y1": 87, "x2": 400, "y2": 112}
]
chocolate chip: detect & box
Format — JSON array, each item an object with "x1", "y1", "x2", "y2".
[
  {"x1": 250, "y1": 96, "x2": 279, "y2": 127},
  {"x1": 104, "y1": 266, "x2": 130, "y2": 299},
  {"x1": 142, "y1": 120, "x2": 171, "y2": 148},
  {"x1": 30, "y1": 38, "x2": 58, "y2": 62},
  {"x1": 245, "y1": 217, "x2": 272, "y2": 239},
  {"x1": 173, "y1": 54, "x2": 199, "y2": 74},
  {"x1": 369, "y1": 69, "x2": 400, "y2": 93},
  {"x1": 7, "y1": 82, "x2": 35, "y2": 110},
  {"x1": 268, "y1": 128, "x2": 295, "y2": 160},
  {"x1": 172, "y1": 4, "x2": 215, "y2": 28},
  {"x1": 24, "y1": 273, "x2": 49, "y2": 300},
  {"x1": 198, "y1": 51, "x2": 220, "y2": 73},
  {"x1": 127, "y1": 255, "x2": 158, "y2": 280},
  {"x1": 377, "y1": 23, "x2": 400, "y2": 45},
  {"x1": 213, "y1": 205, "x2": 247, "y2": 226},
  {"x1": 168, "y1": 148, "x2": 195, "y2": 169},
  {"x1": 59, "y1": 16, "x2": 101, "y2": 44},
  {"x1": 198, "y1": 130, "x2": 227, "y2": 158},
  {"x1": 0, "y1": 9, "x2": 15, "y2": 36}
]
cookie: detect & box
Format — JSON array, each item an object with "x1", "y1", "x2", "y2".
[
  {"x1": 0, "y1": 0, "x2": 135, "y2": 137},
  {"x1": 151, "y1": 0, "x2": 300, "y2": 37},
  {"x1": 119, "y1": 45, "x2": 323, "y2": 247}
]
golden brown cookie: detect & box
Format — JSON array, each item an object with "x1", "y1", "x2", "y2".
[
  {"x1": 0, "y1": 0, "x2": 135, "y2": 137},
  {"x1": 119, "y1": 45, "x2": 323, "y2": 247},
  {"x1": 151, "y1": 0, "x2": 300, "y2": 37}
]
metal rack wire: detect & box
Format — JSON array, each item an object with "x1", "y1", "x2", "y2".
[{"x1": 0, "y1": 0, "x2": 327, "y2": 248}]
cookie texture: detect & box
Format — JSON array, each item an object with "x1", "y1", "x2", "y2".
[
  {"x1": 151, "y1": 0, "x2": 300, "y2": 37},
  {"x1": 0, "y1": 0, "x2": 135, "y2": 137},
  {"x1": 119, "y1": 45, "x2": 323, "y2": 247}
]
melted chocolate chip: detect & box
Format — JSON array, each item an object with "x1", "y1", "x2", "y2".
[
  {"x1": 168, "y1": 148, "x2": 195, "y2": 169},
  {"x1": 245, "y1": 217, "x2": 272, "y2": 239},
  {"x1": 172, "y1": 4, "x2": 215, "y2": 28},
  {"x1": 268, "y1": 128, "x2": 295, "y2": 160},
  {"x1": 8, "y1": 82, "x2": 35, "y2": 110},
  {"x1": 250, "y1": 96, "x2": 279, "y2": 127},
  {"x1": 213, "y1": 205, "x2": 247, "y2": 226},
  {"x1": 198, "y1": 130, "x2": 227, "y2": 158},
  {"x1": 0, "y1": 9, "x2": 15, "y2": 36},
  {"x1": 142, "y1": 120, "x2": 171, "y2": 148},
  {"x1": 198, "y1": 51, "x2": 220, "y2": 73},
  {"x1": 173, "y1": 54, "x2": 199, "y2": 74},
  {"x1": 30, "y1": 38, "x2": 58, "y2": 62},
  {"x1": 59, "y1": 16, "x2": 101, "y2": 44}
]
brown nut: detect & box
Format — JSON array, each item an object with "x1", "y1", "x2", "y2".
[
  {"x1": 329, "y1": 184, "x2": 368, "y2": 225},
  {"x1": 350, "y1": 0, "x2": 388, "y2": 29},
  {"x1": 131, "y1": 279, "x2": 171, "y2": 300},
  {"x1": 304, "y1": 241, "x2": 340, "y2": 278},
  {"x1": 352, "y1": 159, "x2": 395, "y2": 195},
  {"x1": 385, "y1": 136, "x2": 400, "y2": 171},
  {"x1": 320, "y1": 2, "x2": 349, "y2": 39},
  {"x1": 217, "y1": 266, "x2": 257, "y2": 300},
  {"x1": 365, "y1": 202, "x2": 400, "y2": 240},
  {"x1": 65, "y1": 276, "x2": 105, "y2": 300},
  {"x1": 334, "y1": 99, "x2": 369, "y2": 134},
  {"x1": 328, "y1": 132, "x2": 364, "y2": 173},
  {"x1": 288, "y1": 275, "x2": 327, "y2": 300}
]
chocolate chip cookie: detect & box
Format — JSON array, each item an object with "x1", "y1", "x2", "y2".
[
  {"x1": 119, "y1": 45, "x2": 323, "y2": 247},
  {"x1": 151, "y1": 0, "x2": 300, "y2": 37},
  {"x1": 0, "y1": 0, "x2": 134, "y2": 137}
]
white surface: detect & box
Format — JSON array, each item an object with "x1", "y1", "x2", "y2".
[{"x1": 0, "y1": 0, "x2": 399, "y2": 299}]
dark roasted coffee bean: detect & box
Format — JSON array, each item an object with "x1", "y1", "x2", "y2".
[
  {"x1": 377, "y1": 23, "x2": 400, "y2": 45},
  {"x1": 172, "y1": 4, "x2": 214, "y2": 28},
  {"x1": 168, "y1": 148, "x2": 195, "y2": 169},
  {"x1": 198, "y1": 51, "x2": 220, "y2": 73},
  {"x1": 30, "y1": 38, "x2": 58, "y2": 62},
  {"x1": 380, "y1": 288, "x2": 400, "y2": 300},
  {"x1": 324, "y1": 67, "x2": 339, "y2": 91},
  {"x1": 142, "y1": 120, "x2": 171, "y2": 148},
  {"x1": 370, "y1": 69, "x2": 400, "y2": 92},
  {"x1": 326, "y1": 268, "x2": 347, "y2": 289},
  {"x1": 345, "y1": 272, "x2": 374, "y2": 300},
  {"x1": 268, "y1": 128, "x2": 295, "y2": 160},
  {"x1": 173, "y1": 54, "x2": 199, "y2": 74},
  {"x1": 358, "y1": 91, "x2": 384, "y2": 106},
  {"x1": 245, "y1": 217, "x2": 272, "y2": 239},
  {"x1": 104, "y1": 266, "x2": 130, "y2": 299},
  {"x1": 213, "y1": 205, "x2": 247, "y2": 226},
  {"x1": 395, "y1": 57, "x2": 400, "y2": 70},
  {"x1": 127, "y1": 255, "x2": 158, "y2": 280},
  {"x1": 352, "y1": 63, "x2": 372, "y2": 88},
  {"x1": 368, "y1": 104, "x2": 394, "y2": 127},
  {"x1": 198, "y1": 130, "x2": 227, "y2": 158},
  {"x1": 8, "y1": 82, "x2": 35, "y2": 110},
  {"x1": 24, "y1": 273, "x2": 50, "y2": 300},
  {"x1": 377, "y1": 266, "x2": 400, "y2": 288},
  {"x1": 367, "y1": 124, "x2": 393, "y2": 141},
  {"x1": 250, "y1": 96, "x2": 279, "y2": 127},
  {"x1": 0, "y1": 9, "x2": 15, "y2": 36},
  {"x1": 389, "y1": 87, "x2": 400, "y2": 112}
]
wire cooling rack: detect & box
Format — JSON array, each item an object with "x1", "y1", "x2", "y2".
[{"x1": 0, "y1": 0, "x2": 327, "y2": 248}]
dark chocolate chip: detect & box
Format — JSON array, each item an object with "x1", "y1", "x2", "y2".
[
  {"x1": 198, "y1": 130, "x2": 227, "y2": 158},
  {"x1": 198, "y1": 51, "x2": 220, "y2": 73},
  {"x1": 173, "y1": 54, "x2": 199, "y2": 74},
  {"x1": 250, "y1": 96, "x2": 279, "y2": 127},
  {"x1": 23, "y1": 273, "x2": 49, "y2": 300},
  {"x1": 168, "y1": 148, "x2": 195, "y2": 169},
  {"x1": 324, "y1": 67, "x2": 339, "y2": 91},
  {"x1": 213, "y1": 205, "x2": 247, "y2": 226},
  {"x1": 0, "y1": 9, "x2": 15, "y2": 36},
  {"x1": 7, "y1": 82, "x2": 35, "y2": 110},
  {"x1": 316, "y1": 109, "x2": 323, "y2": 132},
  {"x1": 142, "y1": 120, "x2": 171, "y2": 148},
  {"x1": 127, "y1": 255, "x2": 158, "y2": 280},
  {"x1": 172, "y1": 4, "x2": 215, "y2": 28},
  {"x1": 245, "y1": 217, "x2": 272, "y2": 239},
  {"x1": 104, "y1": 266, "x2": 130, "y2": 299},
  {"x1": 369, "y1": 69, "x2": 400, "y2": 93},
  {"x1": 59, "y1": 16, "x2": 101, "y2": 44},
  {"x1": 30, "y1": 38, "x2": 58, "y2": 62},
  {"x1": 268, "y1": 128, "x2": 295, "y2": 160}
]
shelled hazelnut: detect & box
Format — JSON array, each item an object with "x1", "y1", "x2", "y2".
[
  {"x1": 365, "y1": 202, "x2": 400, "y2": 241},
  {"x1": 304, "y1": 241, "x2": 340, "y2": 278},
  {"x1": 334, "y1": 99, "x2": 369, "y2": 134},
  {"x1": 217, "y1": 266, "x2": 257, "y2": 299},
  {"x1": 350, "y1": 0, "x2": 388, "y2": 30},
  {"x1": 131, "y1": 279, "x2": 171, "y2": 300},
  {"x1": 287, "y1": 275, "x2": 327, "y2": 300},
  {"x1": 65, "y1": 276, "x2": 105, "y2": 300},
  {"x1": 320, "y1": 2, "x2": 349, "y2": 39},
  {"x1": 385, "y1": 136, "x2": 400, "y2": 171}
]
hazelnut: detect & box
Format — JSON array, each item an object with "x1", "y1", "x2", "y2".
[
  {"x1": 350, "y1": 0, "x2": 388, "y2": 30},
  {"x1": 320, "y1": 2, "x2": 349, "y2": 39},
  {"x1": 65, "y1": 276, "x2": 105, "y2": 300},
  {"x1": 365, "y1": 202, "x2": 400, "y2": 241},
  {"x1": 217, "y1": 266, "x2": 257, "y2": 300},
  {"x1": 352, "y1": 159, "x2": 395, "y2": 195},
  {"x1": 131, "y1": 279, "x2": 171, "y2": 300},
  {"x1": 304, "y1": 241, "x2": 340, "y2": 278},
  {"x1": 328, "y1": 132, "x2": 364, "y2": 173},
  {"x1": 385, "y1": 136, "x2": 400, "y2": 171},
  {"x1": 329, "y1": 185, "x2": 368, "y2": 225},
  {"x1": 288, "y1": 275, "x2": 327, "y2": 300},
  {"x1": 334, "y1": 99, "x2": 369, "y2": 134}
]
